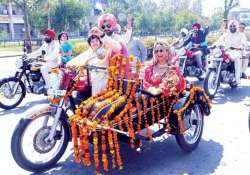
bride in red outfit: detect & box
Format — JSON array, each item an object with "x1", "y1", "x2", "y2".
[{"x1": 143, "y1": 41, "x2": 186, "y2": 96}]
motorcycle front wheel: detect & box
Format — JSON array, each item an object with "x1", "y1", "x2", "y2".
[
  {"x1": 11, "y1": 109, "x2": 70, "y2": 172},
  {"x1": 204, "y1": 69, "x2": 220, "y2": 99},
  {"x1": 0, "y1": 77, "x2": 26, "y2": 110}
]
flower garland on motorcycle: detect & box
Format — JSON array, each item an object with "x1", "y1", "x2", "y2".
[{"x1": 68, "y1": 54, "x2": 211, "y2": 174}]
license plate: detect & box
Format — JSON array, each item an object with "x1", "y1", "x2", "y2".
[{"x1": 47, "y1": 89, "x2": 66, "y2": 96}]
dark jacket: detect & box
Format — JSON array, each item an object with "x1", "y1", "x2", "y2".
[{"x1": 182, "y1": 26, "x2": 209, "y2": 55}]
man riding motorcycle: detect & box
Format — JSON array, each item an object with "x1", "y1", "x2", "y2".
[
  {"x1": 181, "y1": 22, "x2": 209, "y2": 77},
  {"x1": 213, "y1": 20, "x2": 247, "y2": 86},
  {"x1": 27, "y1": 29, "x2": 60, "y2": 91}
]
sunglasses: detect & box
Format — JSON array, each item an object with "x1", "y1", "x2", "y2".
[
  {"x1": 101, "y1": 24, "x2": 111, "y2": 30},
  {"x1": 229, "y1": 25, "x2": 236, "y2": 28},
  {"x1": 154, "y1": 49, "x2": 165, "y2": 53}
]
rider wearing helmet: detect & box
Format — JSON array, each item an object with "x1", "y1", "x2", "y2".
[
  {"x1": 181, "y1": 21, "x2": 209, "y2": 75},
  {"x1": 214, "y1": 20, "x2": 247, "y2": 85},
  {"x1": 27, "y1": 29, "x2": 60, "y2": 90}
]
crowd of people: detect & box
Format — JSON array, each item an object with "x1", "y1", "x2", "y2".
[{"x1": 26, "y1": 13, "x2": 250, "y2": 96}]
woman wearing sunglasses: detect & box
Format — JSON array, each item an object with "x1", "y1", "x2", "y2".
[{"x1": 143, "y1": 41, "x2": 186, "y2": 96}]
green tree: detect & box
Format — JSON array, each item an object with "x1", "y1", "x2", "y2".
[
  {"x1": 209, "y1": 8, "x2": 224, "y2": 31},
  {"x1": 174, "y1": 10, "x2": 202, "y2": 30},
  {"x1": 51, "y1": 0, "x2": 90, "y2": 33}
]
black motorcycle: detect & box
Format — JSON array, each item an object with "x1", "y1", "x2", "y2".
[{"x1": 0, "y1": 50, "x2": 47, "y2": 110}]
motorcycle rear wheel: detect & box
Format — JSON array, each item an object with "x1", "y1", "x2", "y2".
[{"x1": 11, "y1": 109, "x2": 70, "y2": 172}]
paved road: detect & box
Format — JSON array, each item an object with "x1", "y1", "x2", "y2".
[{"x1": 0, "y1": 55, "x2": 250, "y2": 175}]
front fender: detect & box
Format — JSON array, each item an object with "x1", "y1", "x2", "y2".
[{"x1": 173, "y1": 88, "x2": 211, "y2": 116}]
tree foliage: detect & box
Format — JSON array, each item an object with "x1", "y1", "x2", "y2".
[{"x1": 51, "y1": 0, "x2": 90, "y2": 32}]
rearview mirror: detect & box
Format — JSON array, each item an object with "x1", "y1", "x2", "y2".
[{"x1": 41, "y1": 50, "x2": 46, "y2": 55}]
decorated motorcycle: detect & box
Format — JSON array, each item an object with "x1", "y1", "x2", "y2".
[
  {"x1": 11, "y1": 54, "x2": 211, "y2": 174},
  {"x1": 203, "y1": 46, "x2": 242, "y2": 98},
  {"x1": 10, "y1": 64, "x2": 104, "y2": 172}
]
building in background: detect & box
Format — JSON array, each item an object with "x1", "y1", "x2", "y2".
[
  {"x1": 230, "y1": 8, "x2": 250, "y2": 27},
  {"x1": 0, "y1": 2, "x2": 24, "y2": 40}
]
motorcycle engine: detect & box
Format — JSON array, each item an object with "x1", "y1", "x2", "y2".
[
  {"x1": 221, "y1": 71, "x2": 235, "y2": 83},
  {"x1": 186, "y1": 66, "x2": 201, "y2": 76},
  {"x1": 32, "y1": 81, "x2": 46, "y2": 94},
  {"x1": 29, "y1": 71, "x2": 42, "y2": 82}
]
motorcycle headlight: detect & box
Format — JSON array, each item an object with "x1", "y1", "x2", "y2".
[
  {"x1": 16, "y1": 59, "x2": 23, "y2": 68},
  {"x1": 48, "y1": 69, "x2": 64, "y2": 90},
  {"x1": 176, "y1": 48, "x2": 186, "y2": 56},
  {"x1": 212, "y1": 48, "x2": 222, "y2": 58}
]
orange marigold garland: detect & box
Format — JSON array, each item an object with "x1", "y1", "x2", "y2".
[
  {"x1": 107, "y1": 127, "x2": 116, "y2": 169},
  {"x1": 93, "y1": 131, "x2": 100, "y2": 175},
  {"x1": 119, "y1": 56, "x2": 127, "y2": 94},
  {"x1": 150, "y1": 97, "x2": 156, "y2": 124},
  {"x1": 128, "y1": 98, "x2": 135, "y2": 149},
  {"x1": 79, "y1": 124, "x2": 87, "y2": 166},
  {"x1": 70, "y1": 120, "x2": 81, "y2": 163},
  {"x1": 141, "y1": 95, "x2": 153, "y2": 142},
  {"x1": 134, "y1": 95, "x2": 143, "y2": 147},
  {"x1": 101, "y1": 128, "x2": 109, "y2": 172},
  {"x1": 156, "y1": 99, "x2": 161, "y2": 129},
  {"x1": 130, "y1": 59, "x2": 141, "y2": 97},
  {"x1": 113, "y1": 130, "x2": 123, "y2": 170}
]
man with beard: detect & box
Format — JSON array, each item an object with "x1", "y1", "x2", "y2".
[
  {"x1": 90, "y1": 13, "x2": 131, "y2": 73},
  {"x1": 27, "y1": 29, "x2": 60, "y2": 91},
  {"x1": 214, "y1": 20, "x2": 247, "y2": 86},
  {"x1": 181, "y1": 20, "x2": 209, "y2": 77},
  {"x1": 97, "y1": 13, "x2": 132, "y2": 46}
]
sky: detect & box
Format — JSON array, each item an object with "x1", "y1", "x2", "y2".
[{"x1": 203, "y1": 0, "x2": 250, "y2": 17}]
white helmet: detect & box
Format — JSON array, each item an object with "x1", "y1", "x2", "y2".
[{"x1": 180, "y1": 28, "x2": 188, "y2": 35}]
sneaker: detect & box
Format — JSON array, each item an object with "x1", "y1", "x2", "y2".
[{"x1": 241, "y1": 72, "x2": 247, "y2": 79}]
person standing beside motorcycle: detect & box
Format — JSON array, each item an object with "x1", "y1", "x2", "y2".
[
  {"x1": 58, "y1": 32, "x2": 73, "y2": 65},
  {"x1": 238, "y1": 22, "x2": 250, "y2": 79},
  {"x1": 27, "y1": 29, "x2": 60, "y2": 91},
  {"x1": 181, "y1": 20, "x2": 209, "y2": 76},
  {"x1": 213, "y1": 20, "x2": 247, "y2": 85}
]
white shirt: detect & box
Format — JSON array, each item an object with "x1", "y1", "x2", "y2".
[
  {"x1": 27, "y1": 40, "x2": 60, "y2": 67},
  {"x1": 215, "y1": 31, "x2": 247, "y2": 49}
]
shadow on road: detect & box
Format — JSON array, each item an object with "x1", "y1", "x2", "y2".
[
  {"x1": 0, "y1": 98, "x2": 48, "y2": 116},
  {"x1": 212, "y1": 85, "x2": 250, "y2": 105},
  {"x1": 32, "y1": 137, "x2": 223, "y2": 175}
]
